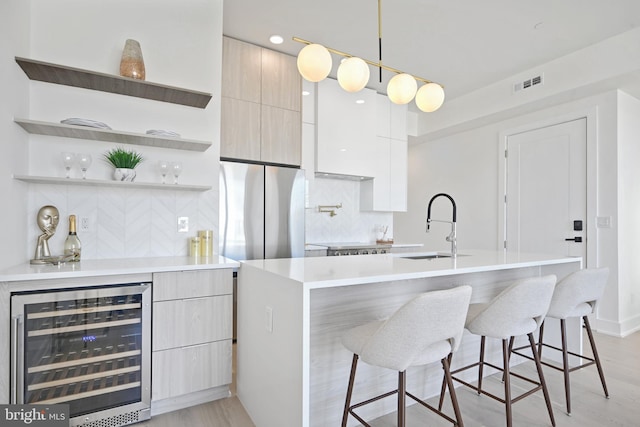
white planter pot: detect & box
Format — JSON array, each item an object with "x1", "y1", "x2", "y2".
[{"x1": 114, "y1": 168, "x2": 136, "y2": 181}]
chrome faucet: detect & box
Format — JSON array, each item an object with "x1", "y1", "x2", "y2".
[{"x1": 426, "y1": 193, "x2": 457, "y2": 256}]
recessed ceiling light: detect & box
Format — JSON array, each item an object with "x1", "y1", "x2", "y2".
[
  {"x1": 355, "y1": 99, "x2": 365, "y2": 104},
  {"x1": 269, "y1": 35, "x2": 284, "y2": 44},
  {"x1": 302, "y1": 90, "x2": 310, "y2": 96}
]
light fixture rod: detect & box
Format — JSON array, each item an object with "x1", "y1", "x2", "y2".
[
  {"x1": 292, "y1": 36, "x2": 441, "y2": 86},
  {"x1": 378, "y1": 0, "x2": 382, "y2": 83}
]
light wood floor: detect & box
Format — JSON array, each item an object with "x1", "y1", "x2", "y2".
[{"x1": 141, "y1": 330, "x2": 640, "y2": 427}]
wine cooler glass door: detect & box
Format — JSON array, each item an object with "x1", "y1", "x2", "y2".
[{"x1": 11, "y1": 283, "x2": 151, "y2": 425}]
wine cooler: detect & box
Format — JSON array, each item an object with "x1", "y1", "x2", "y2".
[{"x1": 11, "y1": 283, "x2": 151, "y2": 427}]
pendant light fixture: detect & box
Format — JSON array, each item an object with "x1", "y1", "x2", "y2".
[{"x1": 294, "y1": 0, "x2": 444, "y2": 112}]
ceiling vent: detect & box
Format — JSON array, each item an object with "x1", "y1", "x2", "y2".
[{"x1": 513, "y1": 74, "x2": 544, "y2": 93}]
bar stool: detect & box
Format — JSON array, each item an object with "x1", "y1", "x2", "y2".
[
  {"x1": 441, "y1": 275, "x2": 557, "y2": 427},
  {"x1": 511, "y1": 267, "x2": 610, "y2": 415},
  {"x1": 341, "y1": 285, "x2": 472, "y2": 427}
]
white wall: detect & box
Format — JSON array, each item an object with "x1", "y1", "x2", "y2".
[
  {"x1": 8, "y1": 0, "x2": 223, "y2": 261},
  {"x1": 617, "y1": 91, "x2": 640, "y2": 334},
  {"x1": 399, "y1": 26, "x2": 640, "y2": 337},
  {"x1": 0, "y1": 1, "x2": 30, "y2": 269}
]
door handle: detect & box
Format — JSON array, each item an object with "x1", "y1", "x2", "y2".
[{"x1": 565, "y1": 237, "x2": 583, "y2": 242}]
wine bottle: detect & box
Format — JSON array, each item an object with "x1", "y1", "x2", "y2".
[{"x1": 64, "y1": 214, "x2": 82, "y2": 262}]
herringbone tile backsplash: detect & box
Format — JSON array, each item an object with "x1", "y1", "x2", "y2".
[
  {"x1": 305, "y1": 177, "x2": 393, "y2": 244},
  {"x1": 27, "y1": 183, "x2": 218, "y2": 260},
  {"x1": 26, "y1": 177, "x2": 390, "y2": 260}
]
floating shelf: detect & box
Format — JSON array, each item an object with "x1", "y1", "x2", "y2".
[
  {"x1": 15, "y1": 118, "x2": 212, "y2": 152},
  {"x1": 14, "y1": 175, "x2": 211, "y2": 192},
  {"x1": 15, "y1": 57, "x2": 212, "y2": 108}
]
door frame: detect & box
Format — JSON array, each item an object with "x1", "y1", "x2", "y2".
[{"x1": 497, "y1": 106, "x2": 598, "y2": 268}]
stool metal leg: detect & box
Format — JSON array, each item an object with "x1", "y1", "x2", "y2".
[
  {"x1": 342, "y1": 354, "x2": 358, "y2": 427},
  {"x1": 528, "y1": 333, "x2": 556, "y2": 427},
  {"x1": 443, "y1": 356, "x2": 464, "y2": 427},
  {"x1": 437, "y1": 353, "x2": 453, "y2": 411},
  {"x1": 583, "y1": 316, "x2": 609, "y2": 398},
  {"x1": 560, "y1": 319, "x2": 572, "y2": 415},
  {"x1": 502, "y1": 339, "x2": 513, "y2": 427},
  {"x1": 398, "y1": 371, "x2": 406, "y2": 427},
  {"x1": 538, "y1": 321, "x2": 545, "y2": 359},
  {"x1": 478, "y1": 336, "x2": 486, "y2": 394}
]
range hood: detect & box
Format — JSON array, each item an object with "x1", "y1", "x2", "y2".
[{"x1": 314, "y1": 171, "x2": 374, "y2": 181}]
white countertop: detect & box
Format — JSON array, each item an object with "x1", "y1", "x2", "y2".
[
  {"x1": 241, "y1": 249, "x2": 582, "y2": 289},
  {"x1": 0, "y1": 255, "x2": 240, "y2": 282}
]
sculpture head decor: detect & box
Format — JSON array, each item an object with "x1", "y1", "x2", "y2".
[{"x1": 31, "y1": 205, "x2": 60, "y2": 264}]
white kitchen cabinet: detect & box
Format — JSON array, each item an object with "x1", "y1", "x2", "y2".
[
  {"x1": 316, "y1": 78, "x2": 377, "y2": 177},
  {"x1": 220, "y1": 36, "x2": 301, "y2": 166},
  {"x1": 360, "y1": 94, "x2": 408, "y2": 211},
  {"x1": 151, "y1": 269, "x2": 233, "y2": 403}
]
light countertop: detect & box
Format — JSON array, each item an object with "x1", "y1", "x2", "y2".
[
  {"x1": 241, "y1": 249, "x2": 582, "y2": 289},
  {"x1": 0, "y1": 255, "x2": 239, "y2": 282}
]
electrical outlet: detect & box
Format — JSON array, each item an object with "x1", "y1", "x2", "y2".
[
  {"x1": 79, "y1": 216, "x2": 91, "y2": 232},
  {"x1": 177, "y1": 216, "x2": 189, "y2": 232}
]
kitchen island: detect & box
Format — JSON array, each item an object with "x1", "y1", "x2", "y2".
[{"x1": 236, "y1": 250, "x2": 582, "y2": 427}]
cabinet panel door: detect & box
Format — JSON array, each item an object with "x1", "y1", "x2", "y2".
[
  {"x1": 222, "y1": 37, "x2": 261, "y2": 102},
  {"x1": 261, "y1": 48, "x2": 301, "y2": 111},
  {"x1": 153, "y1": 295, "x2": 232, "y2": 350},
  {"x1": 261, "y1": 105, "x2": 301, "y2": 166},
  {"x1": 152, "y1": 340, "x2": 232, "y2": 401},
  {"x1": 220, "y1": 97, "x2": 261, "y2": 161},
  {"x1": 389, "y1": 138, "x2": 408, "y2": 211},
  {"x1": 153, "y1": 269, "x2": 232, "y2": 301},
  {"x1": 316, "y1": 79, "x2": 376, "y2": 177}
]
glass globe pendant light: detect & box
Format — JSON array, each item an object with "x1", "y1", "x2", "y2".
[
  {"x1": 297, "y1": 43, "x2": 332, "y2": 82},
  {"x1": 387, "y1": 73, "x2": 417, "y2": 104},
  {"x1": 415, "y1": 83, "x2": 445, "y2": 112},
  {"x1": 337, "y1": 57, "x2": 370, "y2": 92}
]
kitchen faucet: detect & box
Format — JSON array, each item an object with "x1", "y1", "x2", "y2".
[{"x1": 426, "y1": 193, "x2": 457, "y2": 256}]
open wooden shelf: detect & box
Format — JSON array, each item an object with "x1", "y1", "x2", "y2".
[
  {"x1": 16, "y1": 57, "x2": 212, "y2": 108},
  {"x1": 14, "y1": 175, "x2": 211, "y2": 192},
  {"x1": 15, "y1": 118, "x2": 212, "y2": 152}
]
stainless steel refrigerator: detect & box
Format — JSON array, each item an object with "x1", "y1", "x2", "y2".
[{"x1": 219, "y1": 161, "x2": 305, "y2": 261}]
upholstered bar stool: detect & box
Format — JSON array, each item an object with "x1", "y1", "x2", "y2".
[
  {"x1": 341, "y1": 285, "x2": 472, "y2": 427},
  {"x1": 442, "y1": 275, "x2": 557, "y2": 427},
  {"x1": 511, "y1": 267, "x2": 610, "y2": 415}
]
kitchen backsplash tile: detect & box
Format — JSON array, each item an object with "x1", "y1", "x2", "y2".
[
  {"x1": 27, "y1": 184, "x2": 218, "y2": 260},
  {"x1": 305, "y1": 177, "x2": 393, "y2": 243}
]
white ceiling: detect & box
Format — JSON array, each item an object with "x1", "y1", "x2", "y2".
[{"x1": 223, "y1": 0, "x2": 640, "y2": 103}]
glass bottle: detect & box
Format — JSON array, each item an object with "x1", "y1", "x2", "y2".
[{"x1": 64, "y1": 215, "x2": 82, "y2": 262}]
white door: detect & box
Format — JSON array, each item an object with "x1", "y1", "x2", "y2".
[{"x1": 505, "y1": 118, "x2": 587, "y2": 259}]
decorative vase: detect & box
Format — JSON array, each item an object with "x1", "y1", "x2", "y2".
[
  {"x1": 119, "y1": 39, "x2": 146, "y2": 80},
  {"x1": 114, "y1": 168, "x2": 136, "y2": 182}
]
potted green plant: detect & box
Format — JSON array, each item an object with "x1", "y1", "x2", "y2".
[{"x1": 103, "y1": 147, "x2": 144, "y2": 181}]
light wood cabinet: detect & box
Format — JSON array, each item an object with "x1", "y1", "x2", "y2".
[
  {"x1": 220, "y1": 36, "x2": 301, "y2": 166},
  {"x1": 151, "y1": 269, "x2": 233, "y2": 402},
  {"x1": 261, "y1": 48, "x2": 301, "y2": 111},
  {"x1": 261, "y1": 105, "x2": 301, "y2": 165}
]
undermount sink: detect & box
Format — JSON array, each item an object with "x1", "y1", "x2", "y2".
[
  {"x1": 401, "y1": 253, "x2": 469, "y2": 260},
  {"x1": 404, "y1": 254, "x2": 452, "y2": 260}
]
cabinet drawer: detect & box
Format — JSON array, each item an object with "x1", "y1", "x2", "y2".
[
  {"x1": 153, "y1": 294, "x2": 232, "y2": 350},
  {"x1": 152, "y1": 340, "x2": 232, "y2": 401},
  {"x1": 153, "y1": 269, "x2": 232, "y2": 301}
]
